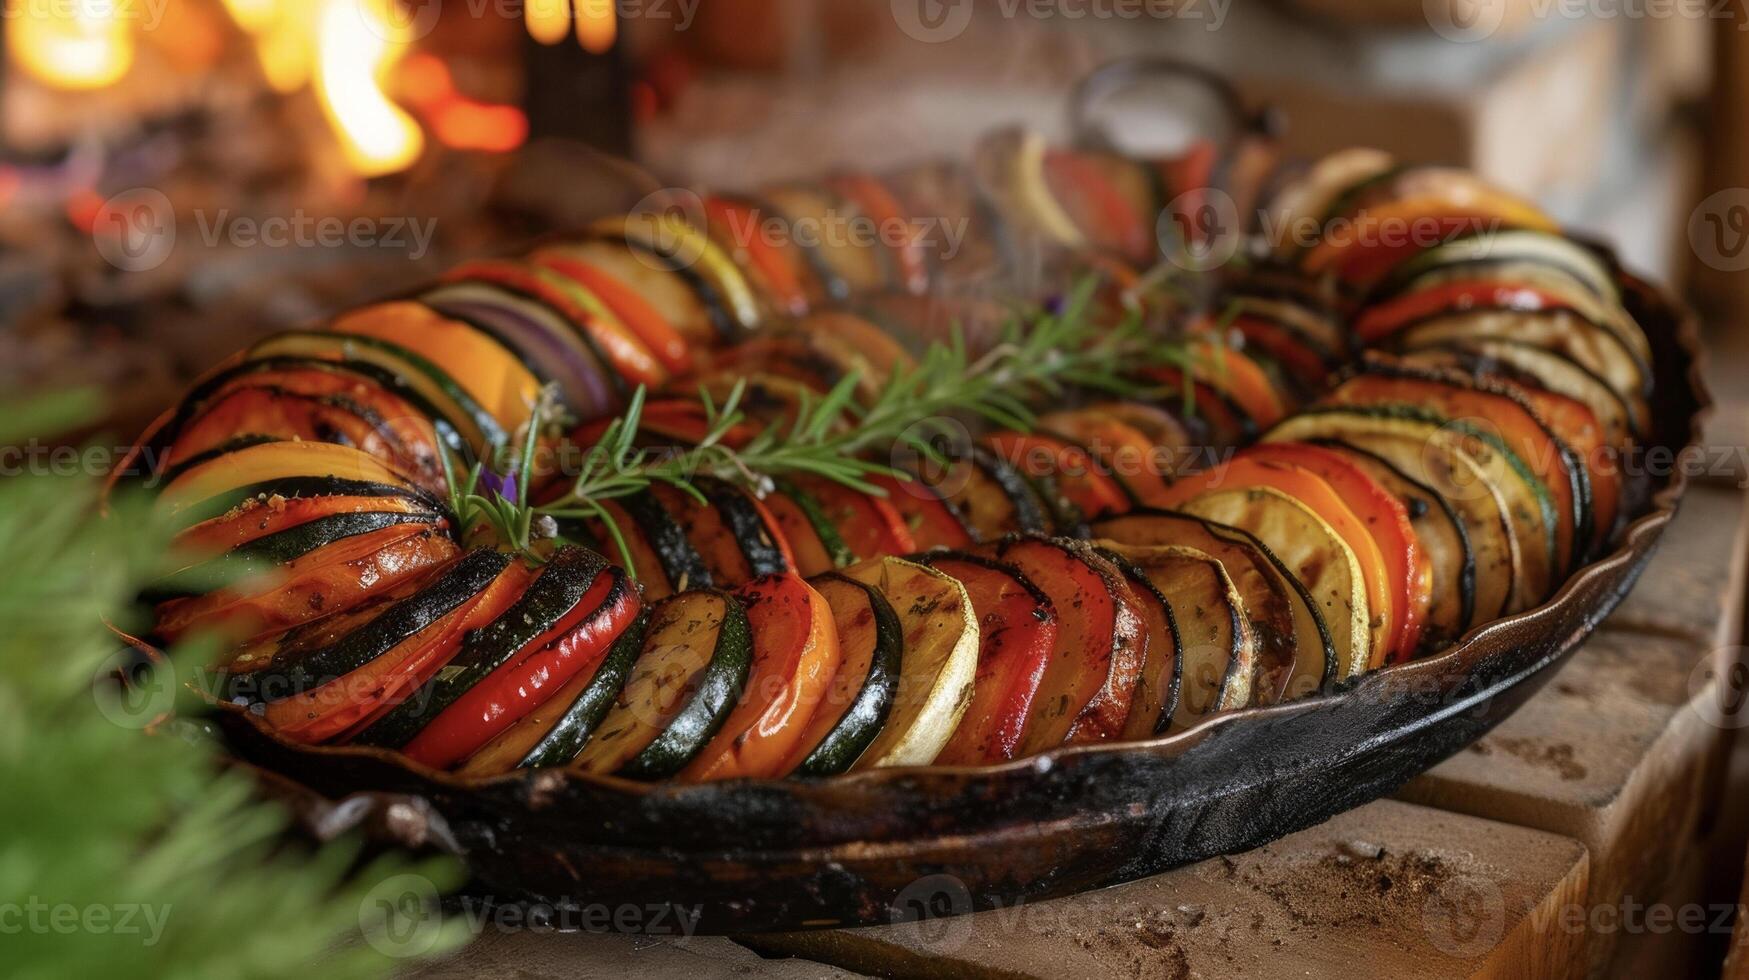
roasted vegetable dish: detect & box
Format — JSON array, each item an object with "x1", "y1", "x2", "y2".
[{"x1": 113, "y1": 135, "x2": 1655, "y2": 783}]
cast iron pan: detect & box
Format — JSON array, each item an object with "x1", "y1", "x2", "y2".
[{"x1": 205, "y1": 264, "x2": 1707, "y2": 935}]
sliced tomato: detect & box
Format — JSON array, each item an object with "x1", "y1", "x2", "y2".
[
  {"x1": 981, "y1": 430, "x2": 1132, "y2": 520},
  {"x1": 267, "y1": 559, "x2": 532, "y2": 743},
  {"x1": 1038, "y1": 408, "x2": 1172, "y2": 506},
  {"x1": 401, "y1": 568, "x2": 641, "y2": 769},
  {"x1": 679, "y1": 573, "x2": 841, "y2": 782},
  {"x1": 827, "y1": 175, "x2": 932, "y2": 295},
  {"x1": 790, "y1": 474, "x2": 917, "y2": 561},
  {"x1": 1158, "y1": 457, "x2": 1398, "y2": 669},
  {"x1": 702, "y1": 195, "x2": 811, "y2": 317},
  {"x1": 533, "y1": 254, "x2": 692, "y2": 375},
  {"x1": 443, "y1": 259, "x2": 668, "y2": 390},
  {"x1": 1327, "y1": 368, "x2": 1586, "y2": 576},
  {"x1": 1303, "y1": 199, "x2": 1558, "y2": 289},
  {"x1": 155, "y1": 522, "x2": 458, "y2": 643},
  {"x1": 920, "y1": 552, "x2": 1056, "y2": 765},
  {"x1": 1237, "y1": 442, "x2": 1429, "y2": 661},
  {"x1": 866, "y1": 472, "x2": 975, "y2": 551},
  {"x1": 174, "y1": 493, "x2": 436, "y2": 560},
  {"x1": 1356, "y1": 281, "x2": 1583, "y2": 345},
  {"x1": 1044, "y1": 148, "x2": 1153, "y2": 265},
  {"x1": 994, "y1": 536, "x2": 1145, "y2": 752}
]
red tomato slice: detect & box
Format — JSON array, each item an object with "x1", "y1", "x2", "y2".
[
  {"x1": 401, "y1": 567, "x2": 642, "y2": 769},
  {"x1": 679, "y1": 573, "x2": 841, "y2": 782},
  {"x1": 1355, "y1": 281, "x2": 1579, "y2": 345},
  {"x1": 924, "y1": 553, "x2": 1057, "y2": 765}
]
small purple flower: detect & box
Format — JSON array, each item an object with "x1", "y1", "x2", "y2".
[
  {"x1": 479, "y1": 469, "x2": 518, "y2": 504},
  {"x1": 1041, "y1": 293, "x2": 1065, "y2": 316}
]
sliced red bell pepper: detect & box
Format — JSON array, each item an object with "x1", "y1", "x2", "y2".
[{"x1": 400, "y1": 567, "x2": 641, "y2": 769}]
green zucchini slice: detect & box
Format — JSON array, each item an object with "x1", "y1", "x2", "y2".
[
  {"x1": 572, "y1": 588, "x2": 754, "y2": 779},
  {"x1": 788, "y1": 573, "x2": 904, "y2": 776}
]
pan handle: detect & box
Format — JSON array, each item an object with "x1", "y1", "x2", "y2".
[{"x1": 1069, "y1": 56, "x2": 1283, "y2": 153}]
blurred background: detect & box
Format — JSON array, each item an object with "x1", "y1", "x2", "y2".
[{"x1": 0, "y1": 0, "x2": 1735, "y2": 436}]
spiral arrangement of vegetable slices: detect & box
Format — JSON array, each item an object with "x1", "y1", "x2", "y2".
[{"x1": 116, "y1": 129, "x2": 1656, "y2": 781}]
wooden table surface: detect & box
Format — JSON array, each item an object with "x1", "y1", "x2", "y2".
[{"x1": 409, "y1": 378, "x2": 1749, "y2": 980}]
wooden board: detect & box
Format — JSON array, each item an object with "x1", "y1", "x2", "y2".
[
  {"x1": 1396, "y1": 629, "x2": 1723, "y2": 973},
  {"x1": 1603, "y1": 484, "x2": 1749, "y2": 647},
  {"x1": 742, "y1": 800, "x2": 1589, "y2": 980}
]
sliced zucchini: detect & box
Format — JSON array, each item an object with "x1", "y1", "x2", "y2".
[
  {"x1": 1389, "y1": 308, "x2": 1649, "y2": 407},
  {"x1": 249, "y1": 331, "x2": 505, "y2": 454},
  {"x1": 621, "y1": 488, "x2": 712, "y2": 593},
  {"x1": 1300, "y1": 403, "x2": 1554, "y2": 608},
  {"x1": 151, "y1": 510, "x2": 442, "y2": 601},
  {"x1": 567, "y1": 589, "x2": 753, "y2": 778},
  {"x1": 351, "y1": 547, "x2": 611, "y2": 749},
  {"x1": 679, "y1": 573, "x2": 842, "y2": 782},
  {"x1": 929, "y1": 444, "x2": 1053, "y2": 539},
  {"x1": 157, "y1": 441, "x2": 427, "y2": 521},
  {"x1": 843, "y1": 557, "x2": 978, "y2": 768},
  {"x1": 1265, "y1": 409, "x2": 1522, "y2": 627},
  {"x1": 1179, "y1": 486, "x2": 1372, "y2": 681},
  {"x1": 455, "y1": 611, "x2": 650, "y2": 775},
  {"x1": 787, "y1": 573, "x2": 904, "y2": 776},
  {"x1": 221, "y1": 548, "x2": 509, "y2": 703},
  {"x1": 764, "y1": 481, "x2": 855, "y2": 577}
]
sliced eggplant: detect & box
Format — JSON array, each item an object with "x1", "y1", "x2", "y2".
[
  {"x1": 1093, "y1": 547, "x2": 1182, "y2": 739},
  {"x1": 1103, "y1": 543, "x2": 1251, "y2": 728},
  {"x1": 787, "y1": 573, "x2": 904, "y2": 776},
  {"x1": 1090, "y1": 509, "x2": 1335, "y2": 702},
  {"x1": 842, "y1": 557, "x2": 978, "y2": 769},
  {"x1": 566, "y1": 589, "x2": 754, "y2": 778},
  {"x1": 1178, "y1": 486, "x2": 1372, "y2": 682}
]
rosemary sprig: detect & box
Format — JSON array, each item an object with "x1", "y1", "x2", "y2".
[{"x1": 533, "y1": 277, "x2": 1189, "y2": 575}]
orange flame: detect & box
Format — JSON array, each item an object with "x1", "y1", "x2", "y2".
[
  {"x1": 5, "y1": 0, "x2": 136, "y2": 90},
  {"x1": 315, "y1": 0, "x2": 424, "y2": 176}
]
